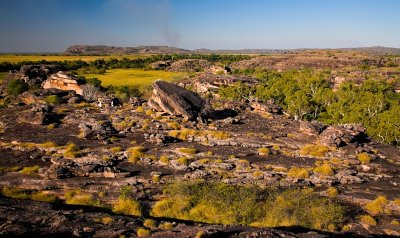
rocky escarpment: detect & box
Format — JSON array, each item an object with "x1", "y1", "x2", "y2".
[
  {"x1": 42, "y1": 71, "x2": 84, "y2": 95},
  {"x1": 147, "y1": 80, "x2": 214, "y2": 120}
]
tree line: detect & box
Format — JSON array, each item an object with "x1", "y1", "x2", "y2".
[{"x1": 219, "y1": 69, "x2": 400, "y2": 146}]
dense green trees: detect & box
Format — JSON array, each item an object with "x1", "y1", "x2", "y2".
[{"x1": 218, "y1": 69, "x2": 400, "y2": 146}]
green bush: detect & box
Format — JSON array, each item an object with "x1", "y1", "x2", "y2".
[
  {"x1": 44, "y1": 95, "x2": 60, "y2": 105},
  {"x1": 151, "y1": 181, "x2": 347, "y2": 231},
  {"x1": 6, "y1": 79, "x2": 28, "y2": 96}
]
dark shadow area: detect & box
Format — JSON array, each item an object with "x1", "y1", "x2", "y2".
[{"x1": 212, "y1": 109, "x2": 238, "y2": 120}]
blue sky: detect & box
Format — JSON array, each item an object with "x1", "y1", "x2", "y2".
[{"x1": 0, "y1": 0, "x2": 399, "y2": 52}]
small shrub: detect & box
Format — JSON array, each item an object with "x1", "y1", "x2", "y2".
[
  {"x1": 145, "y1": 109, "x2": 154, "y2": 116},
  {"x1": 177, "y1": 157, "x2": 189, "y2": 165},
  {"x1": 112, "y1": 197, "x2": 142, "y2": 216},
  {"x1": 44, "y1": 95, "x2": 60, "y2": 105},
  {"x1": 63, "y1": 143, "x2": 80, "y2": 158},
  {"x1": 19, "y1": 165, "x2": 40, "y2": 175},
  {"x1": 127, "y1": 146, "x2": 146, "y2": 162},
  {"x1": 287, "y1": 167, "x2": 309, "y2": 179},
  {"x1": 110, "y1": 146, "x2": 122, "y2": 153},
  {"x1": 101, "y1": 216, "x2": 114, "y2": 225},
  {"x1": 313, "y1": 163, "x2": 334, "y2": 176},
  {"x1": 177, "y1": 147, "x2": 197, "y2": 155},
  {"x1": 136, "y1": 106, "x2": 144, "y2": 113},
  {"x1": 394, "y1": 198, "x2": 400, "y2": 206},
  {"x1": 357, "y1": 153, "x2": 372, "y2": 164},
  {"x1": 159, "y1": 155, "x2": 170, "y2": 164},
  {"x1": 143, "y1": 219, "x2": 157, "y2": 229},
  {"x1": 359, "y1": 215, "x2": 377, "y2": 226},
  {"x1": 258, "y1": 147, "x2": 270, "y2": 156},
  {"x1": 300, "y1": 144, "x2": 330, "y2": 158},
  {"x1": 326, "y1": 187, "x2": 339, "y2": 198},
  {"x1": 31, "y1": 191, "x2": 58, "y2": 203},
  {"x1": 137, "y1": 227, "x2": 151, "y2": 237},
  {"x1": 6, "y1": 79, "x2": 28, "y2": 96},
  {"x1": 158, "y1": 222, "x2": 174, "y2": 230},
  {"x1": 1, "y1": 186, "x2": 30, "y2": 199},
  {"x1": 365, "y1": 196, "x2": 389, "y2": 215},
  {"x1": 65, "y1": 189, "x2": 102, "y2": 207}
]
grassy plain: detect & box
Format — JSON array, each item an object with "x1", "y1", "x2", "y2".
[
  {"x1": 0, "y1": 54, "x2": 145, "y2": 63},
  {"x1": 82, "y1": 69, "x2": 188, "y2": 87}
]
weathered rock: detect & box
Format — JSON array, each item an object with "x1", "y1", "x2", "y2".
[
  {"x1": 18, "y1": 104, "x2": 55, "y2": 125},
  {"x1": 149, "y1": 60, "x2": 171, "y2": 70},
  {"x1": 319, "y1": 124, "x2": 368, "y2": 147},
  {"x1": 97, "y1": 97, "x2": 120, "y2": 108},
  {"x1": 251, "y1": 101, "x2": 282, "y2": 114},
  {"x1": 42, "y1": 71, "x2": 84, "y2": 95},
  {"x1": 147, "y1": 80, "x2": 214, "y2": 120},
  {"x1": 299, "y1": 120, "x2": 327, "y2": 135},
  {"x1": 19, "y1": 65, "x2": 61, "y2": 86},
  {"x1": 79, "y1": 119, "x2": 118, "y2": 140}
]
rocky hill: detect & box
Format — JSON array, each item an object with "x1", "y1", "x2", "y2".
[
  {"x1": 65, "y1": 45, "x2": 191, "y2": 55},
  {"x1": 64, "y1": 45, "x2": 400, "y2": 55}
]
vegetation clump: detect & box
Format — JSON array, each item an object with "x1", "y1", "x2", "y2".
[
  {"x1": 127, "y1": 146, "x2": 146, "y2": 163},
  {"x1": 19, "y1": 165, "x2": 40, "y2": 175},
  {"x1": 365, "y1": 196, "x2": 389, "y2": 215},
  {"x1": 287, "y1": 167, "x2": 309, "y2": 179},
  {"x1": 300, "y1": 144, "x2": 330, "y2": 157},
  {"x1": 65, "y1": 189, "x2": 102, "y2": 207},
  {"x1": 313, "y1": 163, "x2": 334, "y2": 176},
  {"x1": 177, "y1": 147, "x2": 197, "y2": 155},
  {"x1": 112, "y1": 186, "x2": 142, "y2": 216},
  {"x1": 151, "y1": 181, "x2": 347, "y2": 231},
  {"x1": 357, "y1": 153, "x2": 372, "y2": 164},
  {"x1": 63, "y1": 143, "x2": 81, "y2": 158}
]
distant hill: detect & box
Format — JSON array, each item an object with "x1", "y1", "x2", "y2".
[
  {"x1": 64, "y1": 45, "x2": 191, "y2": 55},
  {"x1": 64, "y1": 45, "x2": 400, "y2": 55}
]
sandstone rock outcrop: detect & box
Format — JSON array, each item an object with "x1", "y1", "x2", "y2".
[
  {"x1": 19, "y1": 65, "x2": 61, "y2": 86},
  {"x1": 319, "y1": 124, "x2": 368, "y2": 147},
  {"x1": 147, "y1": 80, "x2": 214, "y2": 120},
  {"x1": 42, "y1": 71, "x2": 83, "y2": 95}
]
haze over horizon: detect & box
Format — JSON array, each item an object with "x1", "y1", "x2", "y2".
[{"x1": 1, "y1": 0, "x2": 400, "y2": 53}]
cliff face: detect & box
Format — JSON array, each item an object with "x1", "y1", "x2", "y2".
[{"x1": 42, "y1": 72, "x2": 83, "y2": 95}]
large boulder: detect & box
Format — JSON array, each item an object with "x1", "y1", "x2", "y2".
[
  {"x1": 42, "y1": 71, "x2": 83, "y2": 95},
  {"x1": 18, "y1": 104, "x2": 55, "y2": 125},
  {"x1": 19, "y1": 65, "x2": 61, "y2": 86},
  {"x1": 147, "y1": 80, "x2": 214, "y2": 120}
]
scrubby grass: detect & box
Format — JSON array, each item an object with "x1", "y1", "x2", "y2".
[
  {"x1": 1, "y1": 187, "x2": 59, "y2": 202},
  {"x1": 63, "y1": 143, "x2": 81, "y2": 158},
  {"x1": 137, "y1": 227, "x2": 151, "y2": 237},
  {"x1": 31, "y1": 191, "x2": 59, "y2": 202},
  {"x1": 300, "y1": 144, "x2": 330, "y2": 157},
  {"x1": 112, "y1": 186, "x2": 142, "y2": 216},
  {"x1": 326, "y1": 187, "x2": 339, "y2": 198},
  {"x1": 1, "y1": 186, "x2": 30, "y2": 199},
  {"x1": 82, "y1": 69, "x2": 186, "y2": 87},
  {"x1": 143, "y1": 219, "x2": 157, "y2": 229},
  {"x1": 177, "y1": 147, "x2": 197, "y2": 155},
  {"x1": 19, "y1": 165, "x2": 40, "y2": 175},
  {"x1": 65, "y1": 189, "x2": 102, "y2": 207},
  {"x1": 287, "y1": 167, "x2": 309, "y2": 179},
  {"x1": 151, "y1": 181, "x2": 347, "y2": 231},
  {"x1": 359, "y1": 215, "x2": 377, "y2": 226},
  {"x1": 313, "y1": 163, "x2": 334, "y2": 176},
  {"x1": 258, "y1": 147, "x2": 270, "y2": 156},
  {"x1": 357, "y1": 153, "x2": 372, "y2": 164},
  {"x1": 365, "y1": 196, "x2": 389, "y2": 215},
  {"x1": 126, "y1": 146, "x2": 146, "y2": 163}
]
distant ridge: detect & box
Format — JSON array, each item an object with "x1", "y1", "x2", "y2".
[{"x1": 64, "y1": 45, "x2": 400, "y2": 55}]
